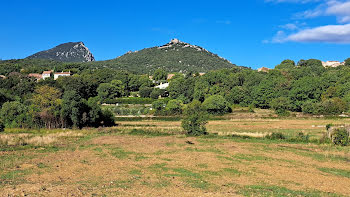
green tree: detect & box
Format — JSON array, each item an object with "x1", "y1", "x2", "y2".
[
  {"x1": 61, "y1": 90, "x2": 85, "y2": 128},
  {"x1": 275, "y1": 59, "x2": 295, "y2": 69},
  {"x1": 270, "y1": 97, "x2": 291, "y2": 116},
  {"x1": 97, "y1": 80, "x2": 124, "y2": 102},
  {"x1": 139, "y1": 87, "x2": 153, "y2": 98},
  {"x1": 166, "y1": 99, "x2": 183, "y2": 115},
  {"x1": 202, "y1": 95, "x2": 231, "y2": 115},
  {"x1": 0, "y1": 101, "x2": 28, "y2": 128},
  {"x1": 153, "y1": 68, "x2": 168, "y2": 81},
  {"x1": 344, "y1": 58, "x2": 350, "y2": 66},
  {"x1": 181, "y1": 100, "x2": 209, "y2": 136},
  {"x1": 31, "y1": 86, "x2": 62, "y2": 129}
]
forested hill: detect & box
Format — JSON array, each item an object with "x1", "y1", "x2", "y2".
[
  {"x1": 27, "y1": 42, "x2": 95, "y2": 62},
  {"x1": 87, "y1": 39, "x2": 238, "y2": 74},
  {"x1": 1, "y1": 39, "x2": 239, "y2": 74}
]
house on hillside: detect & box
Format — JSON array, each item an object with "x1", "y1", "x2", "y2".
[
  {"x1": 54, "y1": 71, "x2": 71, "y2": 80},
  {"x1": 258, "y1": 67, "x2": 270, "y2": 72},
  {"x1": 155, "y1": 82, "x2": 169, "y2": 89},
  {"x1": 42, "y1": 70, "x2": 53, "y2": 80},
  {"x1": 322, "y1": 61, "x2": 344, "y2": 68},
  {"x1": 167, "y1": 74, "x2": 175, "y2": 80},
  {"x1": 0, "y1": 75, "x2": 6, "y2": 79},
  {"x1": 28, "y1": 73, "x2": 42, "y2": 81}
]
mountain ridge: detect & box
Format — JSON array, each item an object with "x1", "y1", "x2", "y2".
[{"x1": 27, "y1": 42, "x2": 95, "y2": 62}]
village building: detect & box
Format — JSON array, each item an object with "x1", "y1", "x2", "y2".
[
  {"x1": 167, "y1": 74, "x2": 175, "y2": 80},
  {"x1": 0, "y1": 75, "x2": 6, "y2": 79},
  {"x1": 155, "y1": 82, "x2": 169, "y2": 89},
  {"x1": 258, "y1": 67, "x2": 270, "y2": 72},
  {"x1": 28, "y1": 73, "x2": 42, "y2": 81},
  {"x1": 322, "y1": 61, "x2": 344, "y2": 68},
  {"x1": 54, "y1": 71, "x2": 71, "y2": 80},
  {"x1": 42, "y1": 70, "x2": 53, "y2": 80}
]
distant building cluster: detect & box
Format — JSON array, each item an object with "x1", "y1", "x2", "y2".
[
  {"x1": 28, "y1": 70, "x2": 71, "y2": 81},
  {"x1": 322, "y1": 61, "x2": 345, "y2": 68},
  {"x1": 258, "y1": 67, "x2": 270, "y2": 72}
]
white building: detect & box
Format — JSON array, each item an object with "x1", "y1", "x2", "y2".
[
  {"x1": 155, "y1": 82, "x2": 169, "y2": 89},
  {"x1": 322, "y1": 61, "x2": 344, "y2": 68},
  {"x1": 54, "y1": 72, "x2": 71, "y2": 80},
  {"x1": 42, "y1": 70, "x2": 53, "y2": 80}
]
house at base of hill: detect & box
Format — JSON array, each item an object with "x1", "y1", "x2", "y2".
[
  {"x1": 258, "y1": 67, "x2": 270, "y2": 72},
  {"x1": 54, "y1": 72, "x2": 71, "y2": 80}
]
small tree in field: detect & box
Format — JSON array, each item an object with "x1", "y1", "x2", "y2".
[{"x1": 181, "y1": 100, "x2": 209, "y2": 136}]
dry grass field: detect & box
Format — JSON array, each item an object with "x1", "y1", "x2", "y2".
[{"x1": 1, "y1": 112, "x2": 350, "y2": 196}]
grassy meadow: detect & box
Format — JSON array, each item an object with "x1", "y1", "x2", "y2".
[{"x1": 1, "y1": 109, "x2": 350, "y2": 196}]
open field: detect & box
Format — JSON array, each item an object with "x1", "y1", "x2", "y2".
[{"x1": 1, "y1": 116, "x2": 350, "y2": 196}]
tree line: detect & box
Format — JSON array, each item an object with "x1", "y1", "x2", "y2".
[{"x1": 1, "y1": 58, "x2": 350, "y2": 131}]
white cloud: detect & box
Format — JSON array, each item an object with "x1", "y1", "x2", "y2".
[
  {"x1": 285, "y1": 23, "x2": 350, "y2": 43},
  {"x1": 326, "y1": 1, "x2": 350, "y2": 23},
  {"x1": 267, "y1": 0, "x2": 350, "y2": 44},
  {"x1": 295, "y1": 0, "x2": 350, "y2": 23}
]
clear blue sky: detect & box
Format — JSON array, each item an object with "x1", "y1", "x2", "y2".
[{"x1": 1, "y1": 0, "x2": 350, "y2": 69}]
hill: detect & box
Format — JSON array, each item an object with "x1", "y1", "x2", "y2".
[
  {"x1": 89, "y1": 39, "x2": 237, "y2": 73},
  {"x1": 27, "y1": 42, "x2": 95, "y2": 62}
]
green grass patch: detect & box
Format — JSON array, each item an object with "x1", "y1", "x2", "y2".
[
  {"x1": 233, "y1": 154, "x2": 271, "y2": 162},
  {"x1": 129, "y1": 129, "x2": 173, "y2": 136},
  {"x1": 110, "y1": 148, "x2": 134, "y2": 159},
  {"x1": 237, "y1": 185, "x2": 341, "y2": 197},
  {"x1": 319, "y1": 167, "x2": 350, "y2": 178},
  {"x1": 129, "y1": 169, "x2": 143, "y2": 176}
]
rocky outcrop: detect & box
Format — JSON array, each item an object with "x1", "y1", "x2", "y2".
[{"x1": 27, "y1": 42, "x2": 95, "y2": 62}]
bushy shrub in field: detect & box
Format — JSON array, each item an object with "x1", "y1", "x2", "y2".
[
  {"x1": 181, "y1": 100, "x2": 209, "y2": 136},
  {"x1": 331, "y1": 128, "x2": 349, "y2": 146},
  {"x1": 266, "y1": 132, "x2": 286, "y2": 140},
  {"x1": 294, "y1": 132, "x2": 310, "y2": 142}
]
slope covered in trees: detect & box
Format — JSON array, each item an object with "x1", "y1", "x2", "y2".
[{"x1": 91, "y1": 39, "x2": 238, "y2": 74}]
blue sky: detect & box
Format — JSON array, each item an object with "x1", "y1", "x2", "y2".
[{"x1": 1, "y1": 0, "x2": 350, "y2": 69}]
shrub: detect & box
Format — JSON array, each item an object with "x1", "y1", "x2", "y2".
[
  {"x1": 202, "y1": 95, "x2": 231, "y2": 115},
  {"x1": 181, "y1": 100, "x2": 209, "y2": 136},
  {"x1": 266, "y1": 132, "x2": 286, "y2": 140},
  {"x1": 331, "y1": 128, "x2": 349, "y2": 146},
  {"x1": 294, "y1": 132, "x2": 310, "y2": 142}
]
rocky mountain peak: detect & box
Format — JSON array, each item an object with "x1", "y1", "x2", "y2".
[{"x1": 27, "y1": 41, "x2": 95, "y2": 62}]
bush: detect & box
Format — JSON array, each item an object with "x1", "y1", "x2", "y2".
[
  {"x1": 331, "y1": 128, "x2": 349, "y2": 146},
  {"x1": 266, "y1": 132, "x2": 286, "y2": 140},
  {"x1": 294, "y1": 132, "x2": 310, "y2": 142},
  {"x1": 181, "y1": 100, "x2": 209, "y2": 136},
  {"x1": 100, "y1": 109, "x2": 116, "y2": 127},
  {"x1": 202, "y1": 95, "x2": 231, "y2": 115}
]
